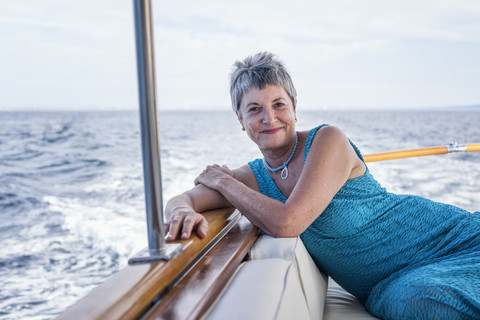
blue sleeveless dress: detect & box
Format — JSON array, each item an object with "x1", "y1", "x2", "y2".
[{"x1": 248, "y1": 125, "x2": 480, "y2": 320}]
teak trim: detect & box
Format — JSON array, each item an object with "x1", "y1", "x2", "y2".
[
  {"x1": 142, "y1": 216, "x2": 259, "y2": 319},
  {"x1": 57, "y1": 207, "x2": 256, "y2": 320}
]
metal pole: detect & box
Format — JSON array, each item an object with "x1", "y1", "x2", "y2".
[{"x1": 129, "y1": 0, "x2": 181, "y2": 263}]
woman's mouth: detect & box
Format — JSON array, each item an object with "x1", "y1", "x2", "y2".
[{"x1": 261, "y1": 127, "x2": 282, "y2": 134}]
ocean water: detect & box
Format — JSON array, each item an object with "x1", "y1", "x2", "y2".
[{"x1": 0, "y1": 109, "x2": 479, "y2": 319}]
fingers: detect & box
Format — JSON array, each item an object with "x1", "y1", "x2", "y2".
[
  {"x1": 165, "y1": 211, "x2": 209, "y2": 241},
  {"x1": 196, "y1": 216, "x2": 209, "y2": 239},
  {"x1": 194, "y1": 168, "x2": 208, "y2": 186},
  {"x1": 181, "y1": 213, "x2": 208, "y2": 239},
  {"x1": 180, "y1": 214, "x2": 195, "y2": 239},
  {"x1": 165, "y1": 215, "x2": 183, "y2": 241},
  {"x1": 194, "y1": 164, "x2": 233, "y2": 187}
]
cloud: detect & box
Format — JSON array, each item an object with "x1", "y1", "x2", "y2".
[
  {"x1": 0, "y1": 0, "x2": 137, "y2": 110},
  {"x1": 154, "y1": 0, "x2": 480, "y2": 41},
  {"x1": 0, "y1": 0, "x2": 479, "y2": 110},
  {"x1": 150, "y1": 0, "x2": 480, "y2": 109}
]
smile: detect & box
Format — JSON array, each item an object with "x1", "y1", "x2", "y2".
[{"x1": 261, "y1": 127, "x2": 282, "y2": 134}]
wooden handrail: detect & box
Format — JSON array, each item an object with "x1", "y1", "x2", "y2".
[
  {"x1": 56, "y1": 207, "x2": 252, "y2": 320},
  {"x1": 142, "y1": 216, "x2": 259, "y2": 319}
]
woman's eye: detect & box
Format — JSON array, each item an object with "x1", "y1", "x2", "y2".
[
  {"x1": 248, "y1": 106, "x2": 260, "y2": 113},
  {"x1": 274, "y1": 102, "x2": 285, "y2": 108}
]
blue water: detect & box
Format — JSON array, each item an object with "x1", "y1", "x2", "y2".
[{"x1": 0, "y1": 110, "x2": 479, "y2": 319}]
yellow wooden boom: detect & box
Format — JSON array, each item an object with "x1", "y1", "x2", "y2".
[{"x1": 363, "y1": 143, "x2": 480, "y2": 162}]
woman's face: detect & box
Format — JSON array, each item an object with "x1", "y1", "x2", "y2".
[{"x1": 238, "y1": 84, "x2": 296, "y2": 152}]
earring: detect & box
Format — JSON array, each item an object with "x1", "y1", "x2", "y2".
[{"x1": 241, "y1": 127, "x2": 245, "y2": 131}]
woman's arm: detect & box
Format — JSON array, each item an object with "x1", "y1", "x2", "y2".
[
  {"x1": 195, "y1": 126, "x2": 365, "y2": 237},
  {"x1": 164, "y1": 165, "x2": 258, "y2": 240}
]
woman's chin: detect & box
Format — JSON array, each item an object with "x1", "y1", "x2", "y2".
[{"x1": 257, "y1": 138, "x2": 285, "y2": 151}]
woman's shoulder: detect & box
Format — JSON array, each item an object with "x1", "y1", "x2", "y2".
[
  {"x1": 316, "y1": 125, "x2": 348, "y2": 140},
  {"x1": 304, "y1": 125, "x2": 348, "y2": 152},
  {"x1": 305, "y1": 125, "x2": 367, "y2": 179},
  {"x1": 309, "y1": 124, "x2": 343, "y2": 137}
]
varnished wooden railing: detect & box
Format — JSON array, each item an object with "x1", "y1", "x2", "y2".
[
  {"x1": 57, "y1": 208, "x2": 259, "y2": 320},
  {"x1": 142, "y1": 215, "x2": 258, "y2": 319}
]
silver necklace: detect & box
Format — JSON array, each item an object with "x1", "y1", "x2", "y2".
[{"x1": 263, "y1": 133, "x2": 298, "y2": 180}]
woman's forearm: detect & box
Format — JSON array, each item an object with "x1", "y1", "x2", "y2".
[{"x1": 214, "y1": 176, "x2": 301, "y2": 237}]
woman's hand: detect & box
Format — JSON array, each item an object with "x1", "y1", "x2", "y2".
[
  {"x1": 194, "y1": 164, "x2": 233, "y2": 190},
  {"x1": 165, "y1": 201, "x2": 209, "y2": 241},
  {"x1": 164, "y1": 164, "x2": 248, "y2": 241}
]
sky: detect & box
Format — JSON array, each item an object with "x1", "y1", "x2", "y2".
[{"x1": 0, "y1": 0, "x2": 479, "y2": 111}]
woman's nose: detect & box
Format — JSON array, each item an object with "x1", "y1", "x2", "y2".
[{"x1": 262, "y1": 108, "x2": 276, "y2": 124}]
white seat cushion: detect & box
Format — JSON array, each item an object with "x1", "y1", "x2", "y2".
[
  {"x1": 206, "y1": 259, "x2": 310, "y2": 320},
  {"x1": 323, "y1": 279, "x2": 379, "y2": 320},
  {"x1": 249, "y1": 236, "x2": 328, "y2": 320}
]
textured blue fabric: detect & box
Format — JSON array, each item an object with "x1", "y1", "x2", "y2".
[{"x1": 248, "y1": 124, "x2": 480, "y2": 320}]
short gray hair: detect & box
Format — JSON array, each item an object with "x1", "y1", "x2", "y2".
[{"x1": 230, "y1": 52, "x2": 297, "y2": 114}]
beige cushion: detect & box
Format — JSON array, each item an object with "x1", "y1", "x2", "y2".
[
  {"x1": 249, "y1": 236, "x2": 328, "y2": 320},
  {"x1": 323, "y1": 279, "x2": 379, "y2": 320},
  {"x1": 206, "y1": 259, "x2": 310, "y2": 320}
]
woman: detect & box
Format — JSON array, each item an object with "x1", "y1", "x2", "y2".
[{"x1": 165, "y1": 52, "x2": 480, "y2": 319}]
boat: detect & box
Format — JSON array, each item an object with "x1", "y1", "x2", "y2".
[{"x1": 56, "y1": 1, "x2": 480, "y2": 319}]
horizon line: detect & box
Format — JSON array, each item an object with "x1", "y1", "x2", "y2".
[{"x1": 0, "y1": 105, "x2": 479, "y2": 113}]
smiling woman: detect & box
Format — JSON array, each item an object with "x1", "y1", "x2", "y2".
[
  {"x1": 164, "y1": 51, "x2": 480, "y2": 319},
  {"x1": 238, "y1": 85, "x2": 297, "y2": 156},
  {"x1": 166, "y1": 51, "x2": 366, "y2": 239}
]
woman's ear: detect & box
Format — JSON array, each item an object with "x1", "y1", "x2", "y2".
[
  {"x1": 236, "y1": 111, "x2": 245, "y2": 131},
  {"x1": 293, "y1": 98, "x2": 298, "y2": 122}
]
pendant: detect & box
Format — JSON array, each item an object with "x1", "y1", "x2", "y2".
[{"x1": 280, "y1": 166, "x2": 288, "y2": 179}]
